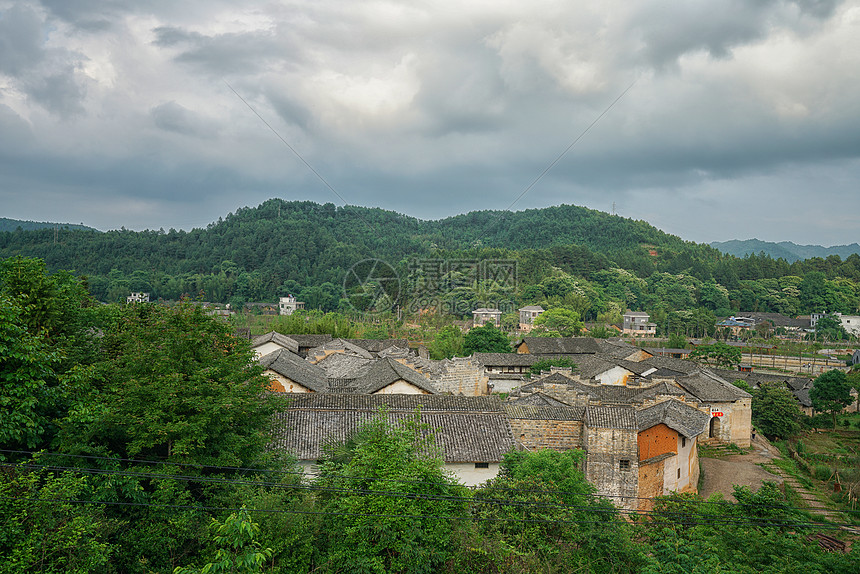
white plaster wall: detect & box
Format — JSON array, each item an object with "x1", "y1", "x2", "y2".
[
  {"x1": 662, "y1": 435, "x2": 697, "y2": 494},
  {"x1": 264, "y1": 370, "x2": 311, "y2": 393},
  {"x1": 595, "y1": 366, "x2": 634, "y2": 386},
  {"x1": 445, "y1": 463, "x2": 500, "y2": 486},
  {"x1": 373, "y1": 380, "x2": 429, "y2": 394},
  {"x1": 254, "y1": 341, "x2": 288, "y2": 358}
]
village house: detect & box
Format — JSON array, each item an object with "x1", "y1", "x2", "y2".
[
  {"x1": 505, "y1": 370, "x2": 715, "y2": 509},
  {"x1": 622, "y1": 311, "x2": 657, "y2": 337},
  {"x1": 472, "y1": 308, "x2": 502, "y2": 327},
  {"x1": 278, "y1": 295, "x2": 305, "y2": 315},
  {"x1": 271, "y1": 394, "x2": 516, "y2": 486},
  {"x1": 518, "y1": 305, "x2": 545, "y2": 331}
]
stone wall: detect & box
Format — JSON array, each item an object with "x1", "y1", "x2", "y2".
[
  {"x1": 432, "y1": 358, "x2": 487, "y2": 395},
  {"x1": 509, "y1": 419, "x2": 584, "y2": 451},
  {"x1": 707, "y1": 398, "x2": 751, "y2": 447},
  {"x1": 584, "y1": 427, "x2": 639, "y2": 510}
]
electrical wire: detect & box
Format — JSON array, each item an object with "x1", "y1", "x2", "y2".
[{"x1": 6, "y1": 448, "x2": 859, "y2": 516}]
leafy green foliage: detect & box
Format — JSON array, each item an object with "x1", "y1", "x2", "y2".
[
  {"x1": 463, "y1": 324, "x2": 511, "y2": 354},
  {"x1": 531, "y1": 307, "x2": 583, "y2": 337},
  {"x1": 748, "y1": 383, "x2": 803, "y2": 439},
  {"x1": 174, "y1": 508, "x2": 273, "y2": 574},
  {"x1": 528, "y1": 357, "x2": 578, "y2": 377},
  {"x1": 458, "y1": 450, "x2": 640, "y2": 574},
  {"x1": 0, "y1": 296, "x2": 59, "y2": 450},
  {"x1": 810, "y1": 370, "x2": 854, "y2": 429},
  {"x1": 688, "y1": 342, "x2": 742, "y2": 369},
  {"x1": 428, "y1": 325, "x2": 465, "y2": 359},
  {"x1": 314, "y1": 410, "x2": 469, "y2": 573},
  {"x1": 0, "y1": 466, "x2": 114, "y2": 573}
]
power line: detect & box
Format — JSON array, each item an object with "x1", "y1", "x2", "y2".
[
  {"x1": 6, "y1": 456, "x2": 852, "y2": 523},
  {"x1": 7, "y1": 449, "x2": 860, "y2": 515},
  {"x1": 1, "y1": 493, "x2": 852, "y2": 532}
]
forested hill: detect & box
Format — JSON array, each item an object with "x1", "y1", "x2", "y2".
[
  {"x1": 0, "y1": 217, "x2": 99, "y2": 233},
  {"x1": 0, "y1": 199, "x2": 702, "y2": 278},
  {"x1": 2, "y1": 199, "x2": 859, "y2": 314},
  {"x1": 711, "y1": 239, "x2": 860, "y2": 263}
]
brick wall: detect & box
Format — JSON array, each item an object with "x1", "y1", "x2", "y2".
[{"x1": 433, "y1": 358, "x2": 487, "y2": 395}]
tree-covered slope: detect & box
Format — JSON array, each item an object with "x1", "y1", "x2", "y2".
[{"x1": 0, "y1": 217, "x2": 99, "y2": 233}]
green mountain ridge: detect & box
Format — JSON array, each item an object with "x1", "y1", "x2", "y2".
[
  {"x1": 0, "y1": 217, "x2": 100, "y2": 233},
  {"x1": 711, "y1": 239, "x2": 860, "y2": 263}
]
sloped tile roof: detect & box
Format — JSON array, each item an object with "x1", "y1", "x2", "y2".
[
  {"x1": 584, "y1": 405, "x2": 638, "y2": 429},
  {"x1": 503, "y1": 405, "x2": 585, "y2": 421},
  {"x1": 250, "y1": 332, "x2": 299, "y2": 354},
  {"x1": 517, "y1": 337, "x2": 602, "y2": 355},
  {"x1": 281, "y1": 393, "x2": 505, "y2": 412},
  {"x1": 356, "y1": 358, "x2": 438, "y2": 394},
  {"x1": 345, "y1": 339, "x2": 410, "y2": 353},
  {"x1": 674, "y1": 369, "x2": 752, "y2": 402},
  {"x1": 315, "y1": 353, "x2": 375, "y2": 380},
  {"x1": 473, "y1": 353, "x2": 538, "y2": 367},
  {"x1": 271, "y1": 394, "x2": 514, "y2": 462},
  {"x1": 636, "y1": 400, "x2": 709, "y2": 438},
  {"x1": 281, "y1": 334, "x2": 333, "y2": 348},
  {"x1": 309, "y1": 339, "x2": 374, "y2": 359},
  {"x1": 506, "y1": 393, "x2": 573, "y2": 408},
  {"x1": 258, "y1": 349, "x2": 328, "y2": 393}
]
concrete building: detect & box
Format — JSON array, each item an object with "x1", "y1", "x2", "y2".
[
  {"x1": 279, "y1": 295, "x2": 305, "y2": 315},
  {"x1": 518, "y1": 306, "x2": 545, "y2": 331},
  {"x1": 622, "y1": 311, "x2": 657, "y2": 337},
  {"x1": 472, "y1": 308, "x2": 502, "y2": 327}
]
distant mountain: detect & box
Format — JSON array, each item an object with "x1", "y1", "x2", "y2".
[
  {"x1": 0, "y1": 217, "x2": 99, "y2": 233},
  {"x1": 710, "y1": 239, "x2": 860, "y2": 263}
]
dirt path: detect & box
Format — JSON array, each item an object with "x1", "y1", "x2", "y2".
[
  {"x1": 699, "y1": 436, "x2": 847, "y2": 524},
  {"x1": 699, "y1": 436, "x2": 783, "y2": 501}
]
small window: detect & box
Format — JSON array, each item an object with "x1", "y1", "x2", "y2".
[
  {"x1": 681, "y1": 437, "x2": 686, "y2": 448},
  {"x1": 619, "y1": 459, "x2": 631, "y2": 470},
  {"x1": 475, "y1": 462, "x2": 489, "y2": 469},
  {"x1": 677, "y1": 468, "x2": 681, "y2": 479}
]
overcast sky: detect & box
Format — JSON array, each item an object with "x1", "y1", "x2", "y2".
[{"x1": 1, "y1": 1, "x2": 859, "y2": 245}]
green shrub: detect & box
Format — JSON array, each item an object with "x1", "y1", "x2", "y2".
[{"x1": 812, "y1": 464, "x2": 832, "y2": 481}]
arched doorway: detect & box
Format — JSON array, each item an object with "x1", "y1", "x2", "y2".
[{"x1": 709, "y1": 416, "x2": 721, "y2": 439}]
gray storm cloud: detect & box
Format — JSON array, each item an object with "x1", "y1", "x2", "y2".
[{"x1": 0, "y1": 0, "x2": 857, "y2": 245}]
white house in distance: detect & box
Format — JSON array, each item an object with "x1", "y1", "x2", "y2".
[
  {"x1": 518, "y1": 306, "x2": 545, "y2": 331},
  {"x1": 127, "y1": 292, "x2": 150, "y2": 303},
  {"x1": 472, "y1": 308, "x2": 502, "y2": 327},
  {"x1": 279, "y1": 295, "x2": 305, "y2": 315},
  {"x1": 622, "y1": 311, "x2": 656, "y2": 337}
]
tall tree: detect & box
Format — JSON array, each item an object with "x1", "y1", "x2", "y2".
[{"x1": 810, "y1": 369, "x2": 853, "y2": 429}]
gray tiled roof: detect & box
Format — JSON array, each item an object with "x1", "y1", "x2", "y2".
[
  {"x1": 281, "y1": 334, "x2": 333, "y2": 348},
  {"x1": 674, "y1": 369, "x2": 752, "y2": 402},
  {"x1": 309, "y1": 339, "x2": 374, "y2": 359},
  {"x1": 356, "y1": 358, "x2": 438, "y2": 394},
  {"x1": 250, "y1": 332, "x2": 299, "y2": 354},
  {"x1": 630, "y1": 381, "x2": 688, "y2": 402},
  {"x1": 280, "y1": 393, "x2": 505, "y2": 412},
  {"x1": 503, "y1": 405, "x2": 585, "y2": 421},
  {"x1": 584, "y1": 405, "x2": 638, "y2": 429},
  {"x1": 506, "y1": 392, "x2": 573, "y2": 408},
  {"x1": 272, "y1": 394, "x2": 514, "y2": 462},
  {"x1": 517, "y1": 337, "x2": 602, "y2": 355},
  {"x1": 473, "y1": 353, "x2": 538, "y2": 367},
  {"x1": 258, "y1": 349, "x2": 328, "y2": 393},
  {"x1": 315, "y1": 353, "x2": 375, "y2": 380},
  {"x1": 635, "y1": 400, "x2": 709, "y2": 438},
  {"x1": 345, "y1": 339, "x2": 411, "y2": 353}
]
